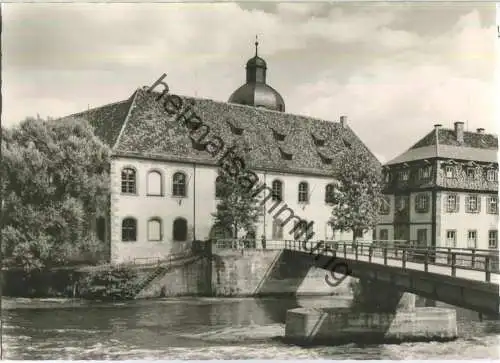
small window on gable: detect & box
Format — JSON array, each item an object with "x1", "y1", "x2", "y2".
[{"x1": 343, "y1": 139, "x2": 352, "y2": 149}]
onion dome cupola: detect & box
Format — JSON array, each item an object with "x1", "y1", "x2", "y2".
[{"x1": 228, "y1": 36, "x2": 285, "y2": 112}]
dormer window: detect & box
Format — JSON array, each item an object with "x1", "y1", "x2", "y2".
[
  {"x1": 311, "y1": 132, "x2": 326, "y2": 147},
  {"x1": 271, "y1": 127, "x2": 286, "y2": 141},
  {"x1": 317, "y1": 150, "x2": 333, "y2": 165},
  {"x1": 190, "y1": 137, "x2": 207, "y2": 151},
  {"x1": 226, "y1": 118, "x2": 244, "y2": 135},
  {"x1": 279, "y1": 146, "x2": 293, "y2": 160},
  {"x1": 343, "y1": 139, "x2": 352, "y2": 149}
]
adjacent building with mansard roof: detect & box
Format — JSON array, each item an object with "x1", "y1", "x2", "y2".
[
  {"x1": 376, "y1": 122, "x2": 498, "y2": 250},
  {"x1": 63, "y1": 42, "x2": 380, "y2": 263}
]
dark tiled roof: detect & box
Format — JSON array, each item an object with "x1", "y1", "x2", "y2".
[
  {"x1": 387, "y1": 127, "x2": 498, "y2": 165},
  {"x1": 410, "y1": 128, "x2": 498, "y2": 150},
  {"x1": 66, "y1": 88, "x2": 380, "y2": 176},
  {"x1": 62, "y1": 92, "x2": 137, "y2": 147}
]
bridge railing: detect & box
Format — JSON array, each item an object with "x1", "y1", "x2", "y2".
[
  {"x1": 291, "y1": 240, "x2": 499, "y2": 283},
  {"x1": 210, "y1": 238, "x2": 498, "y2": 282}
]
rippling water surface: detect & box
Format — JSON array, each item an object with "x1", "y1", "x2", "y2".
[{"x1": 2, "y1": 296, "x2": 499, "y2": 360}]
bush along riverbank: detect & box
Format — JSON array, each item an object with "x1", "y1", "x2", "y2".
[
  {"x1": 2, "y1": 265, "x2": 147, "y2": 301},
  {"x1": 77, "y1": 266, "x2": 141, "y2": 301}
]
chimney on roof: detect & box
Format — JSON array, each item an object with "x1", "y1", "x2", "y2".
[
  {"x1": 434, "y1": 124, "x2": 442, "y2": 129},
  {"x1": 454, "y1": 121, "x2": 464, "y2": 143},
  {"x1": 477, "y1": 128, "x2": 485, "y2": 134},
  {"x1": 340, "y1": 115, "x2": 347, "y2": 127}
]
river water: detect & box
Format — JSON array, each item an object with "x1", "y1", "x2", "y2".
[{"x1": 2, "y1": 296, "x2": 499, "y2": 360}]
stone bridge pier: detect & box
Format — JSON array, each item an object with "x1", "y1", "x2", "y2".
[
  {"x1": 351, "y1": 279, "x2": 417, "y2": 313},
  {"x1": 285, "y1": 278, "x2": 458, "y2": 346}
]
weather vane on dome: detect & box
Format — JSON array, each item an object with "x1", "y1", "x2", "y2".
[{"x1": 255, "y1": 35, "x2": 259, "y2": 56}]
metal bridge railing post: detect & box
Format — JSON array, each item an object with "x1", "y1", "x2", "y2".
[
  {"x1": 355, "y1": 244, "x2": 358, "y2": 260},
  {"x1": 402, "y1": 249, "x2": 406, "y2": 269},
  {"x1": 343, "y1": 242, "x2": 347, "y2": 259},
  {"x1": 471, "y1": 249, "x2": 476, "y2": 269},
  {"x1": 424, "y1": 250, "x2": 429, "y2": 272},
  {"x1": 451, "y1": 253, "x2": 456, "y2": 277},
  {"x1": 369, "y1": 246, "x2": 373, "y2": 263},
  {"x1": 383, "y1": 247, "x2": 387, "y2": 265},
  {"x1": 485, "y1": 256, "x2": 491, "y2": 282}
]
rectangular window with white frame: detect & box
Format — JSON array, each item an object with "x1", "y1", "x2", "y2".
[
  {"x1": 467, "y1": 230, "x2": 477, "y2": 249},
  {"x1": 399, "y1": 170, "x2": 409, "y2": 181},
  {"x1": 446, "y1": 230, "x2": 457, "y2": 248},
  {"x1": 488, "y1": 230, "x2": 498, "y2": 249},
  {"x1": 446, "y1": 193, "x2": 459, "y2": 213},
  {"x1": 415, "y1": 193, "x2": 429, "y2": 213},
  {"x1": 465, "y1": 194, "x2": 480, "y2": 213},
  {"x1": 487, "y1": 195, "x2": 498, "y2": 214},
  {"x1": 486, "y1": 169, "x2": 498, "y2": 182},
  {"x1": 419, "y1": 166, "x2": 431, "y2": 180},
  {"x1": 466, "y1": 168, "x2": 476, "y2": 180}
]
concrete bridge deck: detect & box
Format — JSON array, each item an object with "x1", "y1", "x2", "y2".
[
  {"x1": 213, "y1": 239, "x2": 499, "y2": 316},
  {"x1": 285, "y1": 241, "x2": 499, "y2": 317}
]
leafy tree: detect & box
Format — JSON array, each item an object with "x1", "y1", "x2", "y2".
[
  {"x1": 327, "y1": 149, "x2": 382, "y2": 242},
  {"x1": 212, "y1": 145, "x2": 263, "y2": 239},
  {"x1": 78, "y1": 266, "x2": 139, "y2": 301},
  {"x1": 1, "y1": 116, "x2": 111, "y2": 271}
]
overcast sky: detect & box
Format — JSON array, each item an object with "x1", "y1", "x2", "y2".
[{"x1": 2, "y1": 2, "x2": 497, "y2": 163}]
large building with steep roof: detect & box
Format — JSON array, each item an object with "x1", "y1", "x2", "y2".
[
  {"x1": 375, "y1": 122, "x2": 498, "y2": 250},
  {"x1": 66, "y1": 43, "x2": 380, "y2": 263}
]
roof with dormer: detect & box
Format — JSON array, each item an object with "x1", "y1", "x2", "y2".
[
  {"x1": 386, "y1": 127, "x2": 498, "y2": 166},
  {"x1": 63, "y1": 88, "x2": 380, "y2": 177}
]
